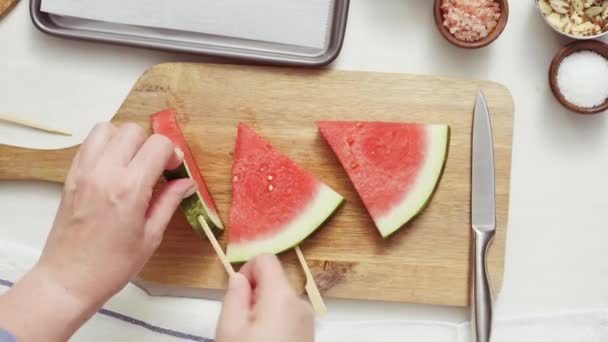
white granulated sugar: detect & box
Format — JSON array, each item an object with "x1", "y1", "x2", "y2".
[{"x1": 556, "y1": 50, "x2": 608, "y2": 109}]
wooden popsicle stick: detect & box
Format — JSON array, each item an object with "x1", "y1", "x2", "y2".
[
  {"x1": 0, "y1": 113, "x2": 72, "y2": 136},
  {"x1": 197, "y1": 216, "x2": 234, "y2": 276},
  {"x1": 295, "y1": 246, "x2": 327, "y2": 317}
]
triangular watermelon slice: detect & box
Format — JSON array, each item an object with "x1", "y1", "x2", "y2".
[
  {"x1": 227, "y1": 124, "x2": 344, "y2": 262},
  {"x1": 317, "y1": 121, "x2": 449, "y2": 238},
  {"x1": 151, "y1": 109, "x2": 224, "y2": 232}
]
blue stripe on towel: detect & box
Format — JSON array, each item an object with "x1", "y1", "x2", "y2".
[
  {"x1": 0, "y1": 279, "x2": 13, "y2": 287},
  {"x1": 0, "y1": 277, "x2": 213, "y2": 342},
  {"x1": 98, "y1": 308, "x2": 211, "y2": 341}
]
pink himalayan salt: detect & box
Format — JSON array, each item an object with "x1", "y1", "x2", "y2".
[{"x1": 441, "y1": 0, "x2": 501, "y2": 42}]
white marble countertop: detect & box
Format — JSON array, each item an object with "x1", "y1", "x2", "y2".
[{"x1": 1, "y1": 0, "x2": 608, "y2": 338}]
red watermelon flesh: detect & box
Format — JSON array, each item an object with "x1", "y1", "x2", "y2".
[
  {"x1": 227, "y1": 123, "x2": 344, "y2": 262},
  {"x1": 150, "y1": 109, "x2": 223, "y2": 230},
  {"x1": 317, "y1": 121, "x2": 449, "y2": 238}
]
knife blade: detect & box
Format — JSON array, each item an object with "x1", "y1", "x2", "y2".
[
  {"x1": 470, "y1": 91, "x2": 496, "y2": 342},
  {"x1": 472, "y1": 91, "x2": 496, "y2": 230}
]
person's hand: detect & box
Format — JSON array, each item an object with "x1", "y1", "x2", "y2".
[
  {"x1": 37, "y1": 122, "x2": 195, "y2": 309},
  {"x1": 216, "y1": 254, "x2": 315, "y2": 342},
  {"x1": 0, "y1": 122, "x2": 195, "y2": 341}
]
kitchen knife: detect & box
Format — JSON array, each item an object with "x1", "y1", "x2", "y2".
[{"x1": 471, "y1": 91, "x2": 496, "y2": 342}]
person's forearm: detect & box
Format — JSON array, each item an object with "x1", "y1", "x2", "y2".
[{"x1": 0, "y1": 265, "x2": 97, "y2": 341}]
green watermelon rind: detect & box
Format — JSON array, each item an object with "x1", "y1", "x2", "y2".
[
  {"x1": 226, "y1": 184, "x2": 344, "y2": 263},
  {"x1": 376, "y1": 125, "x2": 450, "y2": 238},
  {"x1": 164, "y1": 161, "x2": 224, "y2": 233}
]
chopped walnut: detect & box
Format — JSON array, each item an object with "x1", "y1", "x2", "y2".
[{"x1": 539, "y1": 0, "x2": 608, "y2": 36}]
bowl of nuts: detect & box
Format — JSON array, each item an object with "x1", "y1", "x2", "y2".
[{"x1": 536, "y1": 0, "x2": 608, "y2": 39}]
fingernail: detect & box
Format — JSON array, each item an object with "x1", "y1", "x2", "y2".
[
  {"x1": 182, "y1": 183, "x2": 197, "y2": 199},
  {"x1": 174, "y1": 148, "x2": 185, "y2": 162},
  {"x1": 228, "y1": 273, "x2": 243, "y2": 290},
  {"x1": 228, "y1": 274, "x2": 238, "y2": 289}
]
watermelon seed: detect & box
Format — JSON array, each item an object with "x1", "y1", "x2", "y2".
[
  {"x1": 347, "y1": 137, "x2": 354, "y2": 145},
  {"x1": 356, "y1": 122, "x2": 363, "y2": 128},
  {"x1": 268, "y1": 184, "x2": 274, "y2": 192},
  {"x1": 232, "y1": 175, "x2": 239, "y2": 182},
  {"x1": 267, "y1": 175, "x2": 274, "y2": 181},
  {"x1": 351, "y1": 162, "x2": 359, "y2": 170}
]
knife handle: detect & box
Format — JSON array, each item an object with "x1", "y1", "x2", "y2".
[{"x1": 471, "y1": 229, "x2": 495, "y2": 342}]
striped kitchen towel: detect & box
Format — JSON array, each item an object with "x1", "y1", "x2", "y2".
[
  {"x1": 1, "y1": 239, "x2": 608, "y2": 342},
  {"x1": 0, "y1": 240, "x2": 217, "y2": 342}
]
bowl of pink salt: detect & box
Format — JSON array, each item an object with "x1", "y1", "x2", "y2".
[{"x1": 434, "y1": 0, "x2": 509, "y2": 49}]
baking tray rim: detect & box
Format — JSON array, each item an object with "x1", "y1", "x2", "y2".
[{"x1": 29, "y1": 0, "x2": 349, "y2": 67}]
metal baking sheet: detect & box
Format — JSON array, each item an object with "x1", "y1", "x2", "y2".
[{"x1": 30, "y1": 0, "x2": 349, "y2": 67}]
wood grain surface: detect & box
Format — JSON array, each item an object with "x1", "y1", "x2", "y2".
[
  {"x1": 0, "y1": 0, "x2": 18, "y2": 17},
  {"x1": 0, "y1": 63, "x2": 513, "y2": 306}
]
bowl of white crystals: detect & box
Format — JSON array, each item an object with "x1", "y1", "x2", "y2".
[
  {"x1": 549, "y1": 40, "x2": 608, "y2": 114},
  {"x1": 536, "y1": 0, "x2": 608, "y2": 39}
]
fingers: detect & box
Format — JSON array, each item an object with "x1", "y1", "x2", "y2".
[
  {"x1": 145, "y1": 178, "x2": 195, "y2": 238},
  {"x1": 239, "y1": 254, "x2": 292, "y2": 307},
  {"x1": 167, "y1": 148, "x2": 185, "y2": 171},
  {"x1": 103, "y1": 123, "x2": 147, "y2": 165},
  {"x1": 69, "y1": 122, "x2": 193, "y2": 245},
  {"x1": 129, "y1": 134, "x2": 180, "y2": 190},
  {"x1": 78, "y1": 122, "x2": 116, "y2": 170},
  {"x1": 217, "y1": 273, "x2": 252, "y2": 334},
  {"x1": 63, "y1": 149, "x2": 81, "y2": 190}
]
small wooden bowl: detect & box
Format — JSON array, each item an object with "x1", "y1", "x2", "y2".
[
  {"x1": 434, "y1": 0, "x2": 509, "y2": 49},
  {"x1": 549, "y1": 40, "x2": 608, "y2": 115}
]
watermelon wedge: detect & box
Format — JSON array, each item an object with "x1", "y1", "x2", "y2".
[
  {"x1": 150, "y1": 109, "x2": 224, "y2": 232},
  {"x1": 226, "y1": 124, "x2": 344, "y2": 262},
  {"x1": 317, "y1": 121, "x2": 449, "y2": 238}
]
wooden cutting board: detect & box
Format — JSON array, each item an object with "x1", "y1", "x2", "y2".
[
  {"x1": 0, "y1": 0, "x2": 18, "y2": 17},
  {"x1": 0, "y1": 63, "x2": 513, "y2": 306}
]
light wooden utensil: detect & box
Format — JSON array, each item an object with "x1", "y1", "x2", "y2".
[
  {"x1": 198, "y1": 216, "x2": 234, "y2": 275},
  {"x1": 295, "y1": 246, "x2": 327, "y2": 317},
  {"x1": 0, "y1": 113, "x2": 72, "y2": 136}
]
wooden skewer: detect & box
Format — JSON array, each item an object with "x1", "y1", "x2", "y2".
[
  {"x1": 197, "y1": 216, "x2": 234, "y2": 276},
  {"x1": 295, "y1": 246, "x2": 327, "y2": 317},
  {"x1": 197, "y1": 213, "x2": 322, "y2": 313},
  {"x1": 0, "y1": 113, "x2": 72, "y2": 136}
]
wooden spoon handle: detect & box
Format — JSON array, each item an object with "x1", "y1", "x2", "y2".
[{"x1": 0, "y1": 144, "x2": 78, "y2": 183}]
